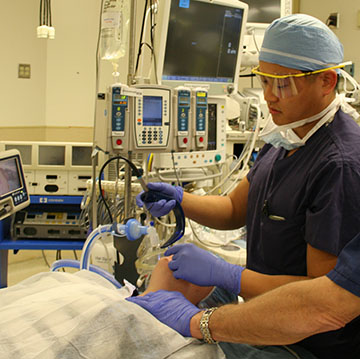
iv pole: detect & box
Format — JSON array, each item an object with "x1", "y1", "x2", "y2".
[
  {"x1": 92, "y1": 0, "x2": 138, "y2": 228},
  {"x1": 124, "y1": 0, "x2": 137, "y2": 219}
]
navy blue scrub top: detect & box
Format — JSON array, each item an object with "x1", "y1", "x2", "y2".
[
  {"x1": 246, "y1": 109, "x2": 360, "y2": 359},
  {"x1": 327, "y1": 232, "x2": 360, "y2": 297},
  {"x1": 246, "y1": 109, "x2": 360, "y2": 276}
]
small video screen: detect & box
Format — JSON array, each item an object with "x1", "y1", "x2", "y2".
[{"x1": 0, "y1": 157, "x2": 21, "y2": 197}]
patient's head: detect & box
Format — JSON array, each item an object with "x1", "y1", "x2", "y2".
[{"x1": 141, "y1": 256, "x2": 213, "y2": 305}]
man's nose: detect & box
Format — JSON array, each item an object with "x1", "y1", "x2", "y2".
[{"x1": 263, "y1": 83, "x2": 279, "y2": 102}]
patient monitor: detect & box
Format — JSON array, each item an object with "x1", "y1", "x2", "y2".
[
  {"x1": 156, "y1": 0, "x2": 249, "y2": 95},
  {"x1": 0, "y1": 150, "x2": 30, "y2": 220}
]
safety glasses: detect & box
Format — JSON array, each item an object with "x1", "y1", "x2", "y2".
[{"x1": 252, "y1": 62, "x2": 350, "y2": 99}]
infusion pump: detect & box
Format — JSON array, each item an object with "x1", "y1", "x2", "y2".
[
  {"x1": 133, "y1": 85, "x2": 172, "y2": 151},
  {"x1": 93, "y1": 83, "x2": 215, "y2": 157},
  {"x1": 98, "y1": 84, "x2": 173, "y2": 154}
]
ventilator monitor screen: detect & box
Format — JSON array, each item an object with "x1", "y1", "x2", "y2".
[
  {"x1": 39, "y1": 146, "x2": 65, "y2": 166},
  {"x1": 5, "y1": 144, "x2": 32, "y2": 165},
  {"x1": 0, "y1": 158, "x2": 21, "y2": 197},
  {"x1": 159, "y1": 0, "x2": 247, "y2": 94},
  {"x1": 72, "y1": 146, "x2": 92, "y2": 166},
  {"x1": 0, "y1": 150, "x2": 29, "y2": 221}
]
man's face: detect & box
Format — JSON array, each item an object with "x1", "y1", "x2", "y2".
[{"x1": 259, "y1": 61, "x2": 326, "y2": 126}]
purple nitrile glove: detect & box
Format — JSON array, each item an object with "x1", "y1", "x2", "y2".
[
  {"x1": 165, "y1": 243, "x2": 244, "y2": 295},
  {"x1": 126, "y1": 290, "x2": 201, "y2": 337},
  {"x1": 136, "y1": 182, "x2": 184, "y2": 217}
]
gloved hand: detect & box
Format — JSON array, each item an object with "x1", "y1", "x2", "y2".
[
  {"x1": 136, "y1": 182, "x2": 184, "y2": 217},
  {"x1": 165, "y1": 243, "x2": 244, "y2": 295},
  {"x1": 126, "y1": 290, "x2": 201, "y2": 337}
]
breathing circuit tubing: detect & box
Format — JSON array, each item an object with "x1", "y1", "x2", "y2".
[
  {"x1": 50, "y1": 259, "x2": 122, "y2": 289},
  {"x1": 98, "y1": 154, "x2": 185, "y2": 248},
  {"x1": 50, "y1": 219, "x2": 148, "y2": 288}
]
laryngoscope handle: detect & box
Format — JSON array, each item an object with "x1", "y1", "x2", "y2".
[{"x1": 140, "y1": 190, "x2": 185, "y2": 248}]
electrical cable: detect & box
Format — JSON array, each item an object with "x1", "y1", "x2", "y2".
[
  {"x1": 149, "y1": 0, "x2": 158, "y2": 84},
  {"x1": 154, "y1": 167, "x2": 223, "y2": 183},
  {"x1": 42, "y1": 0, "x2": 46, "y2": 25},
  {"x1": 189, "y1": 219, "x2": 243, "y2": 249},
  {"x1": 222, "y1": 104, "x2": 261, "y2": 195},
  {"x1": 98, "y1": 155, "x2": 143, "y2": 223},
  {"x1": 205, "y1": 99, "x2": 261, "y2": 196},
  {"x1": 205, "y1": 134, "x2": 252, "y2": 195},
  {"x1": 252, "y1": 28, "x2": 260, "y2": 53},
  {"x1": 39, "y1": 0, "x2": 43, "y2": 25},
  {"x1": 239, "y1": 73, "x2": 256, "y2": 78},
  {"x1": 45, "y1": 0, "x2": 48, "y2": 26},
  {"x1": 135, "y1": 0, "x2": 149, "y2": 74},
  {"x1": 154, "y1": 215, "x2": 176, "y2": 228},
  {"x1": 56, "y1": 250, "x2": 65, "y2": 271},
  {"x1": 114, "y1": 158, "x2": 121, "y2": 221},
  {"x1": 41, "y1": 250, "x2": 50, "y2": 268},
  {"x1": 171, "y1": 151, "x2": 181, "y2": 186},
  {"x1": 147, "y1": 153, "x2": 154, "y2": 172},
  {"x1": 48, "y1": 0, "x2": 52, "y2": 26}
]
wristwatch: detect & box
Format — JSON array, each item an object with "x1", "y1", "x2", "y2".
[{"x1": 199, "y1": 307, "x2": 218, "y2": 344}]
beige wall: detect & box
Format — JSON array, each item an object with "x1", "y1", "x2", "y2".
[
  {"x1": 0, "y1": 126, "x2": 93, "y2": 142},
  {"x1": 0, "y1": 0, "x2": 142, "y2": 143},
  {"x1": 1, "y1": 0, "x2": 358, "y2": 143},
  {"x1": 0, "y1": 0, "x2": 99, "y2": 142},
  {"x1": 0, "y1": 0, "x2": 47, "y2": 130},
  {"x1": 299, "y1": 0, "x2": 360, "y2": 79}
]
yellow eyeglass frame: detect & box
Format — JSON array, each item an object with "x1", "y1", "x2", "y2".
[
  {"x1": 251, "y1": 61, "x2": 351, "y2": 79},
  {"x1": 251, "y1": 61, "x2": 351, "y2": 99}
]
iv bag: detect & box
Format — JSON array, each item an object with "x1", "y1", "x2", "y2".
[{"x1": 100, "y1": 0, "x2": 130, "y2": 61}]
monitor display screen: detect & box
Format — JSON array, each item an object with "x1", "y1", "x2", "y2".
[
  {"x1": 5, "y1": 145, "x2": 32, "y2": 165},
  {"x1": 39, "y1": 146, "x2": 65, "y2": 166},
  {"x1": 143, "y1": 96, "x2": 163, "y2": 126},
  {"x1": 0, "y1": 157, "x2": 21, "y2": 197},
  {"x1": 241, "y1": 0, "x2": 281, "y2": 24},
  {"x1": 72, "y1": 146, "x2": 92, "y2": 166},
  {"x1": 162, "y1": 0, "x2": 245, "y2": 85}
]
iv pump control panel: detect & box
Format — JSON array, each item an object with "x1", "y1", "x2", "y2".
[{"x1": 110, "y1": 86, "x2": 129, "y2": 151}]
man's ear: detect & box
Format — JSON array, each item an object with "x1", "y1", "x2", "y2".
[{"x1": 320, "y1": 69, "x2": 338, "y2": 95}]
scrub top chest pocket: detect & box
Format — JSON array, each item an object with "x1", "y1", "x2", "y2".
[{"x1": 259, "y1": 199, "x2": 307, "y2": 275}]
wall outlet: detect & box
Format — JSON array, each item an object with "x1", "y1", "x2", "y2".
[
  {"x1": 18, "y1": 64, "x2": 31, "y2": 79},
  {"x1": 327, "y1": 13, "x2": 340, "y2": 28}
]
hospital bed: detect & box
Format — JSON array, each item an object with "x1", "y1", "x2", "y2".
[
  {"x1": 0, "y1": 149, "x2": 225, "y2": 358},
  {"x1": 0, "y1": 270, "x2": 225, "y2": 359}
]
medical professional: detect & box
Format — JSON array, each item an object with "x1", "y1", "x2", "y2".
[
  {"x1": 128, "y1": 231, "x2": 360, "y2": 358},
  {"x1": 135, "y1": 14, "x2": 360, "y2": 358}
]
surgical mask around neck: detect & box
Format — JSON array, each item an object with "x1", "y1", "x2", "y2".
[{"x1": 259, "y1": 96, "x2": 341, "y2": 151}]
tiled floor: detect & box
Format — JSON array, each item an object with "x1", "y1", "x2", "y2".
[{"x1": 6, "y1": 249, "x2": 82, "y2": 287}]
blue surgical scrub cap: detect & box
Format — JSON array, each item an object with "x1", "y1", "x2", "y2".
[{"x1": 259, "y1": 14, "x2": 344, "y2": 71}]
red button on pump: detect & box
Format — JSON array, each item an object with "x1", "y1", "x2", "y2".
[
  {"x1": 116, "y1": 139, "x2": 123, "y2": 145},
  {"x1": 183, "y1": 138, "x2": 188, "y2": 144},
  {"x1": 199, "y1": 137, "x2": 204, "y2": 142}
]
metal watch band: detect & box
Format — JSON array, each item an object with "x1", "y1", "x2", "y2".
[{"x1": 199, "y1": 307, "x2": 218, "y2": 344}]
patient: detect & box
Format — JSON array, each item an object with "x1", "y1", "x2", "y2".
[
  {"x1": 141, "y1": 256, "x2": 214, "y2": 305},
  {"x1": 0, "y1": 266, "x2": 224, "y2": 359}
]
